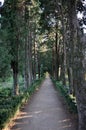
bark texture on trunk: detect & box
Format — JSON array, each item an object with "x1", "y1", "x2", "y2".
[
  {"x1": 55, "y1": 30, "x2": 59, "y2": 80},
  {"x1": 59, "y1": 2, "x2": 67, "y2": 86},
  {"x1": 69, "y1": 0, "x2": 86, "y2": 129},
  {"x1": 67, "y1": 67, "x2": 73, "y2": 94},
  {"x1": 11, "y1": 60, "x2": 19, "y2": 95},
  {"x1": 24, "y1": 36, "x2": 29, "y2": 88},
  {"x1": 28, "y1": 28, "x2": 33, "y2": 85},
  {"x1": 33, "y1": 36, "x2": 36, "y2": 80},
  {"x1": 68, "y1": 0, "x2": 76, "y2": 95},
  {"x1": 75, "y1": 31, "x2": 86, "y2": 130},
  {"x1": 37, "y1": 51, "x2": 41, "y2": 79},
  {"x1": 52, "y1": 45, "x2": 55, "y2": 78}
]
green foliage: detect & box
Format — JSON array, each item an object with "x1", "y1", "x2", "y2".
[
  {"x1": 0, "y1": 95, "x2": 23, "y2": 129},
  {"x1": 39, "y1": 50, "x2": 52, "y2": 74},
  {"x1": 52, "y1": 78, "x2": 77, "y2": 113},
  {"x1": 0, "y1": 41, "x2": 12, "y2": 80},
  {"x1": 0, "y1": 76, "x2": 44, "y2": 129},
  {"x1": 0, "y1": 95, "x2": 25, "y2": 129},
  {"x1": 0, "y1": 88, "x2": 12, "y2": 97},
  {"x1": 0, "y1": 109, "x2": 11, "y2": 127},
  {"x1": 28, "y1": 76, "x2": 45, "y2": 95}
]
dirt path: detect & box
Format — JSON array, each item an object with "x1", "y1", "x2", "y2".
[{"x1": 9, "y1": 77, "x2": 78, "y2": 130}]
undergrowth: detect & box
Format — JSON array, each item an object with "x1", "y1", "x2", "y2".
[
  {"x1": 0, "y1": 76, "x2": 45, "y2": 129},
  {"x1": 52, "y1": 78, "x2": 77, "y2": 114}
]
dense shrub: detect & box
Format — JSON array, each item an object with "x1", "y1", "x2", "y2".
[
  {"x1": 0, "y1": 88, "x2": 12, "y2": 98},
  {"x1": 52, "y1": 78, "x2": 77, "y2": 113},
  {"x1": 0, "y1": 95, "x2": 24, "y2": 129},
  {"x1": 0, "y1": 109, "x2": 11, "y2": 127},
  {"x1": 0, "y1": 76, "x2": 44, "y2": 129}
]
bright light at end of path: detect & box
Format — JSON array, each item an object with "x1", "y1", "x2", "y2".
[
  {"x1": 0, "y1": 0, "x2": 5, "y2": 7},
  {"x1": 45, "y1": 72, "x2": 49, "y2": 78}
]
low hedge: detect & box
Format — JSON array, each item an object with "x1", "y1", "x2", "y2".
[
  {"x1": 0, "y1": 88, "x2": 12, "y2": 98},
  {"x1": 0, "y1": 95, "x2": 24, "y2": 129},
  {"x1": 52, "y1": 78, "x2": 77, "y2": 113},
  {"x1": 0, "y1": 76, "x2": 45, "y2": 129}
]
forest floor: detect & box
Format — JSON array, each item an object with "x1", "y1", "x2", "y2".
[{"x1": 7, "y1": 76, "x2": 78, "y2": 130}]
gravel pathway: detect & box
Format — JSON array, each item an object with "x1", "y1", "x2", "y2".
[{"x1": 10, "y1": 77, "x2": 78, "y2": 130}]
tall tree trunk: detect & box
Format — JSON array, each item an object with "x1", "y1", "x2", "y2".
[
  {"x1": 28, "y1": 27, "x2": 31, "y2": 85},
  {"x1": 68, "y1": 0, "x2": 86, "y2": 129},
  {"x1": 24, "y1": 4, "x2": 29, "y2": 88},
  {"x1": 37, "y1": 50, "x2": 40, "y2": 79},
  {"x1": 67, "y1": 67, "x2": 73, "y2": 94},
  {"x1": 33, "y1": 43, "x2": 36, "y2": 80},
  {"x1": 52, "y1": 45, "x2": 55, "y2": 77},
  {"x1": 24, "y1": 36, "x2": 29, "y2": 88},
  {"x1": 11, "y1": 44, "x2": 19, "y2": 95},
  {"x1": 28, "y1": 29, "x2": 32, "y2": 85},
  {"x1": 33, "y1": 22, "x2": 37, "y2": 81},
  {"x1": 13, "y1": 62, "x2": 19, "y2": 95},
  {"x1": 67, "y1": 0, "x2": 76, "y2": 95},
  {"x1": 59, "y1": 2, "x2": 66, "y2": 85},
  {"x1": 75, "y1": 33, "x2": 86, "y2": 130},
  {"x1": 55, "y1": 29, "x2": 59, "y2": 80}
]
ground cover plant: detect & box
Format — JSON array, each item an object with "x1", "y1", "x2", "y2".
[
  {"x1": 52, "y1": 78, "x2": 77, "y2": 113},
  {"x1": 0, "y1": 76, "x2": 45, "y2": 129}
]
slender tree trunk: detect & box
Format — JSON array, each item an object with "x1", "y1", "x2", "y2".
[
  {"x1": 28, "y1": 30, "x2": 32, "y2": 85},
  {"x1": 33, "y1": 23, "x2": 37, "y2": 80},
  {"x1": 13, "y1": 65, "x2": 19, "y2": 95},
  {"x1": 11, "y1": 45, "x2": 19, "y2": 95},
  {"x1": 59, "y1": 2, "x2": 66, "y2": 85},
  {"x1": 68, "y1": 0, "x2": 76, "y2": 94},
  {"x1": 52, "y1": 45, "x2": 55, "y2": 77},
  {"x1": 24, "y1": 4, "x2": 33, "y2": 87},
  {"x1": 63, "y1": 39, "x2": 66, "y2": 86},
  {"x1": 67, "y1": 0, "x2": 76, "y2": 95},
  {"x1": 28, "y1": 29, "x2": 31, "y2": 85},
  {"x1": 60, "y1": 52, "x2": 64, "y2": 81},
  {"x1": 37, "y1": 51, "x2": 40, "y2": 79},
  {"x1": 33, "y1": 30, "x2": 36, "y2": 80},
  {"x1": 67, "y1": 67, "x2": 73, "y2": 94},
  {"x1": 24, "y1": 36, "x2": 29, "y2": 88},
  {"x1": 55, "y1": 30, "x2": 59, "y2": 80}
]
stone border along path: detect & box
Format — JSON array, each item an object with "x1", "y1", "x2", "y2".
[{"x1": 8, "y1": 76, "x2": 78, "y2": 130}]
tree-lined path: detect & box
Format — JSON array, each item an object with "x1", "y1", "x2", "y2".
[
  {"x1": 0, "y1": 0, "x2": 86, "y2": 129},
  {"x1": 9, "y1": 76, "x2": 78, "y2": 130}
]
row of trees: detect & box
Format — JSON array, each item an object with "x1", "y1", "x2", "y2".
[
  {"x1": 0, "y1": 0, "x2": 45, "y2": 94},
  {"x1": 38, "y1": 0, "x2": 86, "y2": 130}
]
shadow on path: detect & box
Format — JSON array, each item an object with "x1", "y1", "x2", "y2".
[{"x1": 9, "y1": 77, "x2": 78, "y2": 130}]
